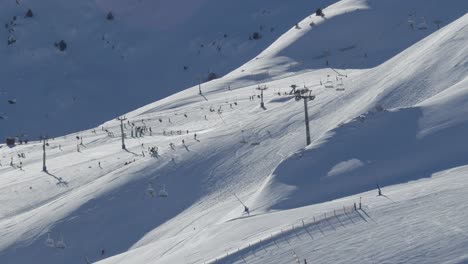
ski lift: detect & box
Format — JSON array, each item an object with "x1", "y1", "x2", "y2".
[
  {"x1": 45, "y1": 232, "x2": 55, "y2": 247},
  {"x1": 407, "y1": 15, "x2": 415, "y2": 29},
  {"x1": 158, "y1": 185, "x2": 168, "y2": 198},
  {"x1": 147, "y1": 183, "x2": 155, "y2": 197},
  {"x1": 324, "y1": 75, "x2": 334, "y2": 88},
  {"x1": 240, "y1": 130, "x2": 248, "y2": 144},
  {"x1": 418, "y1": 17, "x2": 428, "y2": 30},
  {"x1": 336, "y1": 78, "x2": 345, "y2": 91},
  {"x1": 55, "y1": 234, "x2": 66, "y2": 249}
]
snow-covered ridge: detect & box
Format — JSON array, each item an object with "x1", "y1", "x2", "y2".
[{"x1": 0, "y1": 0, "x2": 467, "y2": 263}]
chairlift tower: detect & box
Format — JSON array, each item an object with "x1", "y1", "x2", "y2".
[
  {"x1": 256, "y1": 85, "x2": 268, "y2": 109},
  {"x1": 294, "y1": 86, "x2": 316, "y2": 145},
  {"x1": 42, "y1": 136, "x2": 48, "y2": 172},
  {"x1": 198, "y1": 76, "x2": 202, "y2": 95},
  {"x1": 117, "y1": 116, "x2": 127, "y2": 150}
]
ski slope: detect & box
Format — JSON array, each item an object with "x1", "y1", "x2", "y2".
[
  {"x1": 0, "y1": 0, "x2": 337, "y2": 139},
  {"x1": 1, "y1": 0, "x2": 468, "y2": 263}
]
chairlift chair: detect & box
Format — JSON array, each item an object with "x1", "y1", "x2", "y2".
[
  {"x1": 240, "y1": 130, "x2": 248, "y2": 143},
  {"x1": 324, "y1": 75, "x2": 334, "y2": 88},
  {"x1": 336, "y1": 78, "x2": 345, "y2": 91},
  {"x1": 45, "y1": 232, "x2": 55, "y2": 247},
  {"x1": 55, "y1": 234, "x2": 66, "y2": 249},
  {"x1": 159, "y1": 185, "x2": 168, "y2": 198},
  {"x1": 147, "y1": 183, "x2": 155, "y2": 197},
  {"x1": 407, "y1": 15, "x2": 415, "y2": 27},
  {"x1": 418, "y1": 17, "x2": 428, "y2": 30}
]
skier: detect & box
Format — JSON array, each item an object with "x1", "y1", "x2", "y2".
[
  {"x1": 244, "y1": 206, "x2": 250, "y2": 215},
  {"x1": 377, "y1": 184, "x2": 383, "y2": 196}
]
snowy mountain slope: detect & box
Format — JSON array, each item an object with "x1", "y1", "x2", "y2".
[
  {"x1": 251, "y1": 11, "x2": 468, "y2": 211},
  {"x1": 90, "y1": 12, "x2": 468, "y2": 264},
  {"x1": 106, "y1": 165, "x2": 468, "y2": 264},
  {"x1": 0, "y1": 0, "x2": 467, "y2": 264},
  {"x1": 223, "y1": 0, "x2": 467, "y2": 83},
  {"x1": 0, "y1": 0, "x2": 337, "y2": 140},
  {"x1": 252, "y1": 77, "x2": 468, "y2": 211}
]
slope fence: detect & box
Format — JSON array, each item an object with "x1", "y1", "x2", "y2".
[{"x1": 199, "y1": 203, "x2": 373, "y2": 264}]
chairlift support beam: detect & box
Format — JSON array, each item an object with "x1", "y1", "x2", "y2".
[
  {"x1": 295, "y1": 87, "x2": 315, "y2": 146},
  {"x1": 42, "y1": 137, "x2": 47, "y2": 172},
  {"x1": 256, "y1": 85, "x2": 268, "y2": 109},
  {"x1": 117, "y1": 116, "x2": 127, "y2": 149}
]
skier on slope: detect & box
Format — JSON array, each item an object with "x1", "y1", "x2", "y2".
[
  {"x1": 244, "y1": 206, "x2": 250, "y2": 215},
  {"x1": 377, "y1": 184, "x2": 383, "y2": 196}
]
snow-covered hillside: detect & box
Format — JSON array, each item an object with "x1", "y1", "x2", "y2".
[
  {"x1": 0, "y1": 0, "x2": 337, "y2": 139},
  {"x1": 1, "y1": 0, "x2": 467, "y2": 263}
]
